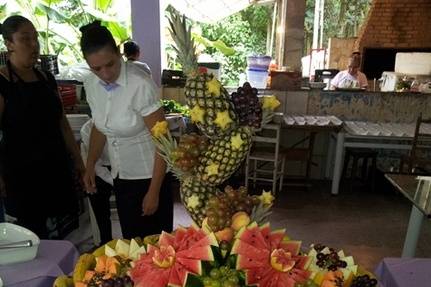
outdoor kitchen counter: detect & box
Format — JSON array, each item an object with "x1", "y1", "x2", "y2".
[
  {"x1": 307, "y1": 89, "x2": 431, "y2": 123},
  {"x1": 163, "y1": 86, "x2": 431, "y2": 122}
]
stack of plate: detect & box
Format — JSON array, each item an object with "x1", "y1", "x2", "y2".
[{"x1": 66, "y1": 114, "x2": 90, "y2": 141}]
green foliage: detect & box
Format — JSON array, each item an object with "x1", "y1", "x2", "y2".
[
  {"x1": 198, "y1": 5, "x2": 271, "y2": 86},
  {"x1": 161, "y1": 99, "x2": 190, "y2": 117},
  {"x1": 304, "y1": 0, "x2": 372, "y2": 53},
  {"x1": 0, "y1": 0, "x2": 130, "y2": 67}
]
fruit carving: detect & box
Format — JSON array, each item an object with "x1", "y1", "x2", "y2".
[
  {"x1": 231, "y1": 222, "x2": 311, "y2": 287},
  {"x1": 151, "y1": 8, "x2": 280, "y2": 225},
  {"x1": 130, "y1": 226, "x2": 218, "y2": 287}
]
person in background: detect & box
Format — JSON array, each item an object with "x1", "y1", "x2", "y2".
[
  {"x1": 123, "y1": 41, "x2": 152, "y2": 76},
  {"x1": 330, "y1": 53, "x2": 368, "y2": 90},
  {"x1": 80, "y1": 21, "x2": 173, "y2": 239},
  {"x1": 80, "y1": 119, "x2": 113, "y2": 245},
  {"x1": 0, "y1": 15, "x2": 84, "y2": 238}
]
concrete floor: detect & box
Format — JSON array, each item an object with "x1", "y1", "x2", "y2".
[{"x1": 67, "y1": 176, "x2": 431, "y2": 273}]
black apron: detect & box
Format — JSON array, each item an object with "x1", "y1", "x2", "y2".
[{"x1": 0, "y1": 61, "x2": 78, "y2": 237}]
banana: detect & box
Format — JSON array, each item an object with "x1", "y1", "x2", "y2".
[
  {"x1": 72, "y1": 253, "x2": 96, "y2": 283},
  {"x1": 52, "y1": 275, "x2": 73, "y2": 287}
]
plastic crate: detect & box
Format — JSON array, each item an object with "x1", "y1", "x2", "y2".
[{"x1": 58, "y1": 84, "x2": 77, "y2": 108}]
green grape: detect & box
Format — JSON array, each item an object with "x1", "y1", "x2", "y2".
[
  {"x1": 210, "y1": 268, "x2": 221, "y2": 279},
  {"x1": 211, "y1": 281, "x2": 221, "y2": 287},
  {"x1": 222, "y1": 281, "x2": 237, "y2": 287},
  {"x1": 219, "y1": 266, "x2": 229, "y2": 275},
  {"x1": 227, "y1": 276, "x2": 239, "y2": 284},
  {"x1": 203, "y1": 277, "x2": 213, "y2": 286}
]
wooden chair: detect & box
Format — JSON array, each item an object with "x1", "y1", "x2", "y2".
[
  {"x1": 245, "y1": 123, "x2": 285, "y2": 195},
  {"x1": 399, "y1": 113, "x2": 431, "y2": 174}
]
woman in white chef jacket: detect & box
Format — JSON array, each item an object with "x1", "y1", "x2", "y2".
[{"x1": 80, "y1": 21, "x2": 173, "y2": 239}]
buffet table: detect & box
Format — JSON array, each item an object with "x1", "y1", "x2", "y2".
[
  {"x1": 375, "y1": 257, "x2": 431, "y2": 287},
  {"x1": 0, "y1": 240, "x2": 79, "y2": 287}
]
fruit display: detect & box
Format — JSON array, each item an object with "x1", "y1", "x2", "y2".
[
  {"x1": 203, "y1": 186, "x2": 260, "y2": 232},
  {"x1": 130, "y1": 226, "x2": 217, "y2": 287},
  {"x1": 55, "y1": 10, "x2": 378, "y2": 287},
  {"x1": 57, "y1": 204, "x2": 379, "y2": 287},
  {"x1": 150, "y1": 8, "x2": 281, "y2": 226},
  {"x1": 231, "y1": 82, "x2": 262, "y2": 129}
]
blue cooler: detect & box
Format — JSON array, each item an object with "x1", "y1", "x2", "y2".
[{"x1": 247, "y1": 68, "x2": 268, "y2": 89}]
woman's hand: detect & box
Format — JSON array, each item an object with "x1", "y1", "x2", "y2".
[
  {"x1": 142, "y1": 188, "x2": 159, "y2": 216},
  {"x1": 83, "y1": 163, "x2": 97, "y2": 194}
]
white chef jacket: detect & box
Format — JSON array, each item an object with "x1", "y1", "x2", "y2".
[
  {"x1": 80, "y1": 119, "x2": 113, "y2": 185},
  {"x1": 84, "y1": 60, "x2": 161, "y2": 179}
]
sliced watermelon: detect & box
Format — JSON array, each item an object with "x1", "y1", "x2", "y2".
[
  {"x1": 295, "y1": 255, "x2": 311, "y2": 270},
  {"x1": 235, "y1": 223, "x2": 269, "y2": 250},
  {"x1": 130, "y1": 227, "x2": 215, "y2": 287},
  {"x1": 236, "y1": 254, "x2": 266, "y2": 269},
  {"x1": 176, "y1": 257, "x2": 201, "y2": 274},
  {"x1": 279, "y1": 240, "x2": 301, "y2": 255},
  {"x1": 231, "y1": 239, "x2": 270, "y2": 259},
  {"x1": 158, "y1": 232, "x2": 175, "y2": 247},
  {"x1": 260, "y1": 223, "x2": 286, "y2": 249},
  {"x1": 176, "y1": 246, "x2": 213, "y2": 261},
  {"x1": 188, "y1": 232, "x2": 218, "y2": 249}
]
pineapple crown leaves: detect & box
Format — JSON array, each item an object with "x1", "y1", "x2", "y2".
[
  {"x1": 166, "y1": 7, "x2": 198, "y2": 76},
  {"x1": 151, "y1": 133, "x2": 187, "y2": 180},
  {"x1": 250, "y1": 202, "x2": 273, "y2": 225}
]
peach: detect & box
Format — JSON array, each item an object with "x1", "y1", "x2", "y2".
[
  {"x1": 215, "y1": 227, "x2": 234, "y2": 242},
  {"x1": 231, "y1": 211, "x2": 251, "y2": 231}
]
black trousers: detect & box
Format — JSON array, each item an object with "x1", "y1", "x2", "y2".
[
  {"x1": 113, "y1": 173, "x2": 173, "y2": 239},
  {"x1": 88, "y1": 176, "x2": 113, "y2": 245}
]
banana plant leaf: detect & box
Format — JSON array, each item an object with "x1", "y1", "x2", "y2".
[
  {"x1": 102, "y1": 21, "x2": 129, "y2": 43},
  {"x1": 95, "y1": 0, "x2": 113, "y2": 13},
  {"x1": 35, "y1": 3, "x2": 68, "y2": 23},
  {"x1": 192, "y1": 33, "x2": 236, "y2": 56}
]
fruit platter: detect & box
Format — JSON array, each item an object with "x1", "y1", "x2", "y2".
[
  {"x1": 53, "y1": 73, "x2": 377, "y2": 287},
  {"x1": 54, "y1": 10, "x2": 377, "y2": 287},
  {"x1": 54, "y1": 187, "x2": 377, "y2": 287}
]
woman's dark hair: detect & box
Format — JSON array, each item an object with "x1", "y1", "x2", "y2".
[
  {"x1": 80, "y1": 20, "x2": 118, "y2": 57},
  {"x1": 0, "y1": 15, "x2": 32, "y2": 42},
  {"x1": 123, "y1": 41, "x2": 140, "y2": 59}
]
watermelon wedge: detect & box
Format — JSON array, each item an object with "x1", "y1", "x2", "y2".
[
  {"x1": 130, "y1": 226, "x2": 217, "y2": 287},
  {"x1": 233, "y1": 223, "x2": 311, "y2": 287}
]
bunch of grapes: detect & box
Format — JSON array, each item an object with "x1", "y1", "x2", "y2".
[
  {"x1": 350, "y1": 275, "x2": 378, "y2": 287},
  {"x1": 94, "y1": 275, "x2": 133, "y2": 287},
  {"x1": 313, "y1": 244, "x2": 347, "y2": 271},
  {"x1": 202, "y1": 266, "x2": 242, "y2": 287},
  {"x1": 171, "y1": 133, "x2": 208, "y2": 172},
  {"x1": 205, "y1": 186, "x2": 260, "y2": 231},
  {"x1": 231, "y1": 82, "x2": 262, "y2": 128}
]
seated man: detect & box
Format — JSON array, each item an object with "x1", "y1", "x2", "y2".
[{"x1": 330, "y1": 53, "x2": 368, "y2": 90}]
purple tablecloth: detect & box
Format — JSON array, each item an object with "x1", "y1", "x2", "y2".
[
  {"x1": 0, "y1": 240, "x2": 79, "y2": 287},
  {"x1": 375, "y1": 257, "x2": 431, "y2": 287}
]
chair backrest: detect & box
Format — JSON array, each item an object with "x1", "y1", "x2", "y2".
[
  {"x1": 410, "y1": 113, "x2": 431, "y2": 158},
  {"x1": 250, "y1": 123, "x2": 282, "y2": 160}
]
